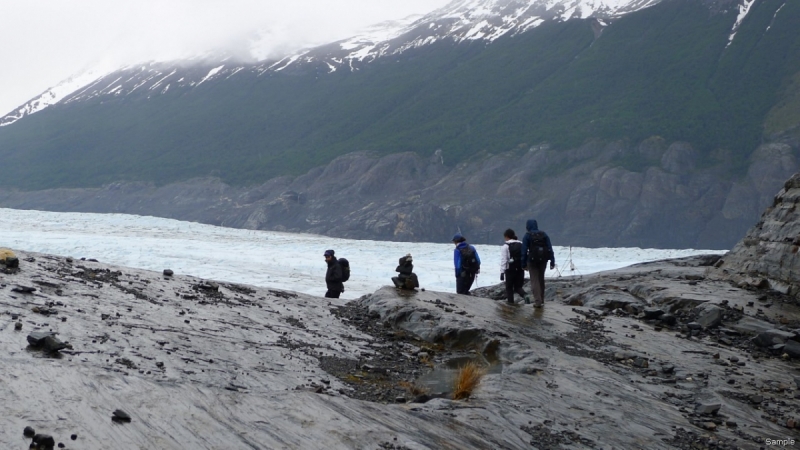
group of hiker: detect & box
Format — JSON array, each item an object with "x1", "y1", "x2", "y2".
[
  {"x1": 453, "y1": 219, "x2": 555, "y2": 307},
  {"x1": 322, "y1": 218, "x2": 555, "y2": 306}
]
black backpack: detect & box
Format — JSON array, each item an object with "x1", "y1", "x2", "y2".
[
  {"x1": 459, "y1": 246, "x2": 480, "y2": 273},
  {"x1": 506, "y1": 241, "x2": 523, "y2": 271},
  {"x1": 527, "y1": 231, "x2": 549, "y2": 264},
  {"x1": 338, "y1": 258, "x2": 350, "y2": 282}
]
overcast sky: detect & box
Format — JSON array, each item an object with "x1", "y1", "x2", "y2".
[{"x1": 0, "y1": 0, "x2": 450, "y2": 115}]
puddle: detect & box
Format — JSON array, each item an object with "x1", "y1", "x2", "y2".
[
  {"x1": 415, "y1": 354, "x2": 502, "y2": 395},
  {"x1": 496, "y1": 301, "x2": 546, "y2": 325}
]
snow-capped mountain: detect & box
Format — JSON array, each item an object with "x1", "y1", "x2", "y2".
[{"x1": 1, "y1": 0, "x2": 667, "y2": 127}]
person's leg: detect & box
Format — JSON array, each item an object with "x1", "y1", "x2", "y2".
[
  {"x1": 465, "y1": 272, "x2": 475, "y2": 294},
  {"x1": 513, "y1": 269, "x2": 526, "y2": 298},
  {"x1": 456, "y1": 276, "x2": 469, "y2": 294},
  {"x1": 531, "y1": 263, "x2": 546, "y2": 306},
  {"x1": 504, "y1": 272, "x2": 515, "y2": 303},
  {"x1": 325, "y1": 290, "x2": 341, "y2": 298}
]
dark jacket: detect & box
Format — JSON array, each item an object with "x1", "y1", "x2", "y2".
[
  {"x1": 326, "y1": 257, "x2": 344, "y2": 292},
  {"x1": 521, "y1": 219, "x2": 554, "y2": 269},
  {"x1": 453, "y1": 241, "x2": 481, "y2": 277}
]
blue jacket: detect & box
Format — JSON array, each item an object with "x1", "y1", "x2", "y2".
[
  {"x1": 521, "y1": 219, "x2": 554, "y2": 269},
  {"x1": 453, "y1": 241, "x2": 481, "y2": 277}
]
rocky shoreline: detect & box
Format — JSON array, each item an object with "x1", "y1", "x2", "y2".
[{"x1": 2, "y1": 246, "x2": 800, "y2": 449}]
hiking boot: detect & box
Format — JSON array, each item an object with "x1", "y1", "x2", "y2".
[
  {"x1": 524, "y1": 295, "x2": 531, "y2": 304},
  {"x1": 533, "y1": 302, "x2": 543, "y2": 308}
]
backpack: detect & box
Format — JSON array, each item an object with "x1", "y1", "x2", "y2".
[
  {"x1": 506, "y1": 241, "x2": 523, "y2": 271},
  {"x1": 338, "y1": 258, "x2": 350, "y2": 282},
  {"x1": 459, "y1": 246, "x2": 480, "y2": 273},
  {"x1": 527, "y1": 231, "x2": 549, "y2": 264}
]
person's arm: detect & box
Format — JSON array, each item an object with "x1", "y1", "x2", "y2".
[
  {"x1": 500, "y1": 243, "x2": 509, "y2": 272},
  {"x1": 453, "y1": 248, "x2": 461, "y2": 277},
  {"x1": 521, "y1": 234, "x2": 529, "y2": 270},
  {"x1": 545, "y1": 234, "x2": 555, "y2": 269}
]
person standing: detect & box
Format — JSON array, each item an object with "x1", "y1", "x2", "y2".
[
  {"x1": 521, "y1": 219, "x2": 555, "y2": 307},
  {"x1": 452, "y1": 233, "x2": 481, "y2": 295},
  {"x1": 323, "y1": 249, "x2": 344, "y2": 298},
  {"x1": 500, "y1": 229, "x2": 528, "y2": 304}
]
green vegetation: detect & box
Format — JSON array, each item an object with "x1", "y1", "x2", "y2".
[
  {"x1": 0, "y1": 0, "x2": 798, "y2": 190},
  {"x1": 765, "y1": 71, "x2": 800, "y2": 136}
]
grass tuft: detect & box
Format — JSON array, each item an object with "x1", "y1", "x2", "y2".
[{"x1": 452, "y1": 361, "x2": 486, "y2": 400}]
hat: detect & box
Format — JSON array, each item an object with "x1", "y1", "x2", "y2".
[
  {"x1": 323, "y1": 249, "x2": 335, "y2": 257},
  {"x1": 451, "y1": 233, "x2": 464, "y2": 242}
]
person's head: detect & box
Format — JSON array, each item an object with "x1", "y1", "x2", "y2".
[
  {"x1": 503, "y1": 228, "x2": 516, "y2": 241},
  {"x1": 526, "y1": 219, "x2": 539, "y2": 232},
  {"x1": 451, "y1": 233, "x2": 465, "y2": 245},
  {"x1": 324, "y1": 249, "x2": 335, "y2": 262}
]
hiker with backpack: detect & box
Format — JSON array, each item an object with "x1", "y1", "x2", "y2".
[
  {"x1": 452, "y1": 233, "x2": 481, "y2": 295},
  {"x1": 500, "y1": 229, "x2": 528, "y2": 304},
  {"x1": 521, "y1": 219, "x2": 555, "y2": 307},
  {"x1": 323, "y1": 249, "x2": 350, "y2": 298}
]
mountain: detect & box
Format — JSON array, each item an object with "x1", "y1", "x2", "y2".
[
  {"x1": 0, "y1": 0, "x2": 798, "y2": 249},
  {"x1": 2, "y1": 0, "x2": 667, "y2": 128}
]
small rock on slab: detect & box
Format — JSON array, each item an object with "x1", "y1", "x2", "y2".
[
  {"x1": 112, "y1": 409, "x2": 132, "y2": 422},
  {"x1": 27, "y1": 331, "x2": 55, "y2": 346},
  {"x1": 33, "y1": 434, "x2": 55, "y2": 448},
  {"x1": 642, "y1": 307, "x2": 665, "y2": 320},
  {"x1": 42, "y1": 335, "x2": 67, "y2": 353},
  {"x1": 12, "y1": 285, "x2": 36, "y2": 294},
  {"x1": 695, "y1": 403, "x2": 721, "y2": 415},
  {"x1": 163, "y1": 269, "x2": 174, "y2": 276}
]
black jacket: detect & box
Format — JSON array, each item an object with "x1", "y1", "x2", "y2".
[{"x1": 325, "y1": 257, "x2": 344, "y2": 292}]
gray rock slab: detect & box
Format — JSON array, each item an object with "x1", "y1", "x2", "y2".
[{"x1": 1, "y1": 248, "x2": 798, "y2": 450}]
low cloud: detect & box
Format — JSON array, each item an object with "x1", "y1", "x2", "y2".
[{"x1": 0, "y1": 0, "x2": 447, "y2": 114}]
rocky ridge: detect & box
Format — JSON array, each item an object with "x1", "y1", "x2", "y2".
[{"x1": 1, "y1": 139, "x2": 797, "y2": 249}]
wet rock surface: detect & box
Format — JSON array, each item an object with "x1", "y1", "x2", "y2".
[{"x1": 2, "y1": 249, "x2": 800, "y2": 448}]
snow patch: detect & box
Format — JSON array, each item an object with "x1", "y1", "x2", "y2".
[
  {"x1": 196, "y1": 65, "x2": 225, "y2": 86},
  {"x1": 727, "y1": 0, "x2": 756, "y2": 46}
]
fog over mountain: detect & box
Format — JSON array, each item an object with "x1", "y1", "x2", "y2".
[{"x1": 0, "y1": 0, "x2": 448, "y2": 115}]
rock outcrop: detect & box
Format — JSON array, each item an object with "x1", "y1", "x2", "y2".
[{"x1": 721, "y1": 172, "x2": 800, "y2": 297}]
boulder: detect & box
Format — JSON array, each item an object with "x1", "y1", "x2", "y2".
[
  {"x1": 693, "y1": 303, "x2": 722, "y2": 328},
  {"x1": 753, "y1": 329, "x2": 797, "y2": 348},
  {"x1": 642, "y1": 307, "x2": 665, "y2": 320},
  {"x1": 785, "y1": 339, "x2": 800, "y2": 359},
  {"x1": 27, "y1": 331, "x2": 55, "y2": 347}
]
